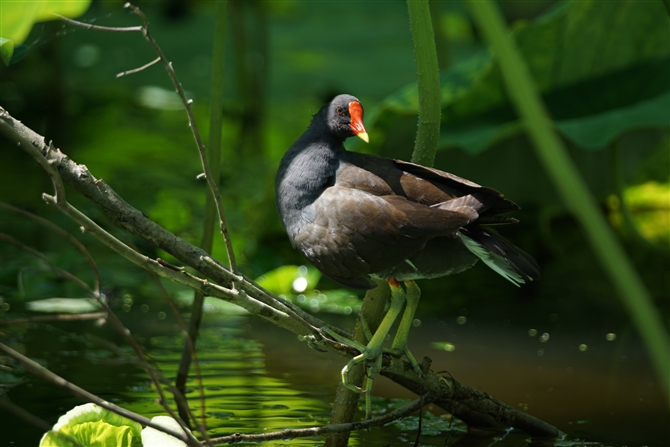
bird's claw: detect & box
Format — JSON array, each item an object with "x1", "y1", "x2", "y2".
[{"x1": 387, "y1": 345, "x2": 422, "y2": 376}]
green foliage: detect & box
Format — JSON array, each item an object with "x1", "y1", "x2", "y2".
[
  {"x1": 256, "y1": 265, "x2": 320, "y2": 296},
  {"x1": 256, "y1": 265, "x2": 362, "y2": 314},
  {"x1": 609, "y1": 181, "x2": 670, "y2": 244},
  {"x1": 0, "y1": 37, "x2": 14, "y2": 65},
  {"x1": 0, "y1": 0, "x2": 91, "y2": 64},
  {"x1": 39, "y1": 403, "x2": 142, "y2": 447},
  {"x1": 466, "y1": 0, "x2": 668, "y2": 401},
  {"x1": 373, "y1": 0, "x2": 669, "y2": 154},
  {"x1": 0, "y1": 2, "x2": 668, "y2": 444}
]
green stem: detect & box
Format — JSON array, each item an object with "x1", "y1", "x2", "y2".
[
  {"x1": 467, "y1": 0, "x2": 669, "y2": 402},
  {"x1": 203, "y1": 0, "x2": 228, "y2": 257},
  {"x1": 176, "y1": 0, "x2": 228, "y2": 421},
  {"x1": 407, "y1": 0, "x2": 441, "y2": 167}
]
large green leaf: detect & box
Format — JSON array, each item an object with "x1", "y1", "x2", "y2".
[
  {"x1": 0, "y1": 0, "x2": 91, "y2": 64},
  {"x1": 373, "y1": 0, "x2": 670, "y2": 153},
  {"x1": 39, "y1": 403, "x2": 142, "y2": 447}
]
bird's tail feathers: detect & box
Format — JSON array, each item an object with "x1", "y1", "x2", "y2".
[{"x1": 459, "y1": 226, "x2": 540, "y2": 286}]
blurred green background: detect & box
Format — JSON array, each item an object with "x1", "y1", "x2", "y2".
[{"x1": 0, "y1": 0, "x2": 668, "y2": 445}]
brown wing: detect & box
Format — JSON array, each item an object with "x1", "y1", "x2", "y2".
[
  {"x1": 293, "y1": 185, "x2": 471, "y2": 289},
  {"x1": 343, "y1": 152, "x2": 520, "y2": 217}
]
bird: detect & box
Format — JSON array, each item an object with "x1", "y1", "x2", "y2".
[{"x1": 275, "y1": 94, "x2": 539, "y2": 415}]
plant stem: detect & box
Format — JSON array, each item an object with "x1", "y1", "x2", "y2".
[
  {"x1": 176, "y1": 0, "x2": 228, "y2": 424},
  {"x1": 407, "y1": 0, "x2": 441, "y2": 167},
  {"x1": 467, "y1": 0, "x2": 669, "y2": 402}
]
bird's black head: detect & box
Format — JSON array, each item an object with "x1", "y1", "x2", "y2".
[{"x1": 321, "y1": 94, "x2": 369, "y2": 143}]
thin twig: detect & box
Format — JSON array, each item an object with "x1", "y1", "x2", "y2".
[
  {"x1": 200, "y1": 256, "x2": 343, "y2": 337},
  {"x1": 0, "y1": 202, "x2": 101, "y2": 295},
  {"x1": 117, "y1": 56, "x2": 161, "y2": 78},
  {"x1": 0, "y1": 342, "x2": 197, "y2": 446},
  {"x1": 175, "y1": 1, "x2": 229, "y2": 425},
  {"x1": 0, "y1": 233, "x2": 93, "y2": 294},
  {"x1": 38, "y1": 194, "x2": 289, "y2": 327},
  {"x1": 1, "y1": 127, "x2": 66, "y2": 204},
  {"x1": 0, "y1": 107, "x2": 562, "y2": 438},
  {"x1": 56, "y1": 15, "x2": 142, "y2": 33},
  {"x1": 0, "y1": 119, "x2": 204, "y2": 444},
  {"x1": 0, "y1": 312, "x2": 106, "y2": 325},
  {"x1": 57, "y1": 5, "x2": 238, "y2": 275},
  {"x1": 151, "y1": 272, "x2": 209, "y2": 434},
  {"x1": 208, "y1": 392, "x2": 435, "y2": 444},
  {"x1": 83, "y1": 330, "x2": 210, "y2": 446},
  {"x1": 124, "y1": 2, "x2": 238, "y2": 275}
]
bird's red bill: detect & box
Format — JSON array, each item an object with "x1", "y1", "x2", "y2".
[{"x1": 348, "y1": 101, "x2": 369, "y2": 143}]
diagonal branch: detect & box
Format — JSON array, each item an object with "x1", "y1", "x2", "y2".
[
  {"x1": 0, "y1": 342, "x2": 199, "y2": 446},
  {"x1": 0, "y1": 106, "x2": 561, "y2": 439},
  {"x1": 209, "y1": 392, "x2": 435, "y2": 444}
]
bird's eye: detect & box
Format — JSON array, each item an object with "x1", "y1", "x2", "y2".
[{"x1": 336, "y1": 107, "x2": 343, "y2": 115}]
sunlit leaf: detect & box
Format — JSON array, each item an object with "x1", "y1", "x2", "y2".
[
  {"x1": 141, "y1": 416, "x2": 189, "y2": 447},
  {"x1": 0, "y1": 37, "x2": 14, "y2": 65},
  {"x1": 26, "y1": 298, "x2": 101, "y2": 314},
  {"x1": 0, "y1": 0, "x2": 91, "y2": 64},
  {"x1": 609, "y1": 181, "x2": 670, "y2": 244},
  {"x1": 256, "y1": 264, "x2": 321, "y2": 295},
  {"x1": 39, "y1": 403, "x2": 142, "y2": 447}
]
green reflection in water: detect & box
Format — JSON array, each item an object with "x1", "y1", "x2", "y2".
[{"x1": 122, "y1": 324, "x2": 330, "y2": 445}]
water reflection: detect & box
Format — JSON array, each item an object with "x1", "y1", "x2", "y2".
[
  {"x1": 123, "y1": 324, "x2": 330, "y2": 442},
  {"x1": 2, "y1": 306, "x2": 667, "y2": 446}
]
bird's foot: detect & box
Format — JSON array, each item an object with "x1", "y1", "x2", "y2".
[
  {"x1": 324, "y1": 280, "x2": 419, "y2": 419},
  {"x1": 339, "y1": 350, "x2": 383, "y2": 419},
  {"x1": 386, "y1": 345, "x2": 422, "y2": 376}
]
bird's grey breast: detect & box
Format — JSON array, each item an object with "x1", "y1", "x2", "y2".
[{"x1": 276, "y1": 142, "x2": 341, "y2": 241}]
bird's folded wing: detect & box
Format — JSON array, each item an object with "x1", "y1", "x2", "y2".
[{"x1": 294, "y1": 186, "x2": 472, "y2": 287}]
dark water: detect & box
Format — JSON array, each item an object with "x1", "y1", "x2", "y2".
[{"x1": 1, "y1": 306, "x2": 668, "y2": 446}]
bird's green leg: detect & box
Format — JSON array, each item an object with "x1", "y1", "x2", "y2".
[
  {"x1": 363, "y1": 353, "x2": 383, "y2": 419},
  {"x1": 389, "y1": 280, "x2": 422, "y2": 374},
  {"x1": 340, "y1": 279, "x2": 407, "y2": 393},
  {"x1": 321, "y1": 326, "x2": 368, "y2": 352}
]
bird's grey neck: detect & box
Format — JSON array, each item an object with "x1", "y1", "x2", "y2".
[{"x1": 276, "y1": 132, "x2": 345, "y2": 239}]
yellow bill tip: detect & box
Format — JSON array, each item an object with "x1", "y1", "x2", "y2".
[{"x1": 356, "y1": 131, "x2": 369, "y2": 143}]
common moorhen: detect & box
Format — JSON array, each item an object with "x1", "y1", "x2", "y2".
[{"x1": 276, "y1": 94, "x2": 539, "y2": 411}]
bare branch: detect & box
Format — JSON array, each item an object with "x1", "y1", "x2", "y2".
[
  {"x1": 0, "y1": 120, "x2": 66, "y2": 205},
  {"x1": 0, "y1": 342, "x2": 198, "y2": 446},
  {"x1": 56, "y1": 14, "x2": 143, "y2": 33},
  {"x1": 123, "y1": 2, "x2": 238, "y2": 274},
  {"x1": 209, "y1": 392, "x2": 435, "y2": 444},
  {"x1": 116, "y1": 56, "x2": 161, "y2": 78},
  {"x1": 0, "y1": 233, "x2": 94, "y2": 294},
  {"x1": 58, "y1": 3, "x2": 238, "y2": 274},
  {"x1": 0, "y1": 312, "x2": 106, "y2": 325},
  {"x1": 0, "y1": 202, "x2": 102, "y2": 296},
  {"x1": 0, "y1": 107, "x2": 561, "y2": 438}
]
